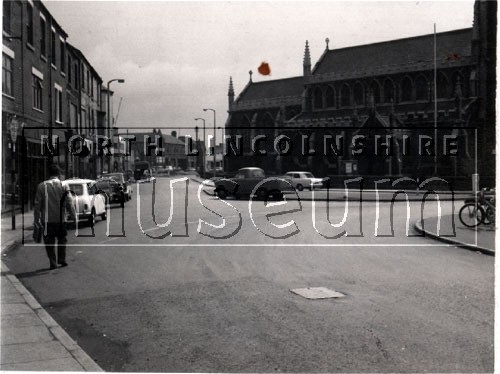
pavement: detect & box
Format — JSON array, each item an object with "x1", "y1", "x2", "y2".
[
  {"x1": 1, "y1": 211, "x2": 103, "y2": 371},
  {"x1": 414, "y1": 214, "x2": 495, "y2": 256}
]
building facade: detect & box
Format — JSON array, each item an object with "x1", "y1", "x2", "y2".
[
  {"x1": 3, "y1": 0, "x2": 69, "y2": 207},
  {"x1": 2, "y1": 0, "x2": 117, "y2": 210},
  {"x1": 225, "y1": 0, "x2": 496, "y2": 189},
  {"x1": 127, "y1": 129, "x2": 187, "y2": 172},
  {"x1": 66, "y1": 43, "x2": 103, "y2": 179}
]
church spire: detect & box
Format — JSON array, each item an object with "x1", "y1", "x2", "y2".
[
  {"x1": 303, "y1": 40, "x2": 311, "y2": 76},
  {"x1": 228, "y1": 76, "x2": 234, "y2": 111}
]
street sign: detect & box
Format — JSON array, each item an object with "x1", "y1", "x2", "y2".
[{"x1": 9, "y1": 116, "x2": 19, "y2": 143}]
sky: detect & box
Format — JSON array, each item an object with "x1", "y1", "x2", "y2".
[{"x1": 44, "y1": 0, "x2": 475, "y2": 140}]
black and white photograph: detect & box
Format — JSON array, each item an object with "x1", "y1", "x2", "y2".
[{"x1": 0, "y1": 0, "x2": 496, "y2": 372}]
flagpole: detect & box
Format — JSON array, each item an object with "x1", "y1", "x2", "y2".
[{"x1": 434, "y1": 23, "x2": 438, "y2": 175}]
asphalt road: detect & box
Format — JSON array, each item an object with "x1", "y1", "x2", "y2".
[{"x1": 4, "y1": 176, "x2": 494, "y2": 372}]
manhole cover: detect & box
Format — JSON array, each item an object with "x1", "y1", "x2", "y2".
[{"x1": 290, "y1": 287, "x2": 345, "y2": 299}]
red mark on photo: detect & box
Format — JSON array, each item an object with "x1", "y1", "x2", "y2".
[{"x1": 258, "y1": 62, "x2": 271, "y2": 76}]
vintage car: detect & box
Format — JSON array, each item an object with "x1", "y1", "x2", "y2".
[
  {"x1": 283, "y1": 171, "x2": 325, "y2": 191},
  {"x1": 104, "y1": 172, "x2": 133, "y2": 201},
  {"x1": 63, "y1": 178, "x2": 107, "y2": 225},
  {"x1": 96, "y1": 177, "x2": 125, "y2": 204},
  {"x1": 214, "y1": 167, "x2": 293, "y2": 200}
]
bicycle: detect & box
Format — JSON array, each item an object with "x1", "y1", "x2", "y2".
[
  {"x1": 480, "y1": 188, "x2": 495, "y2": 225},
  {"x1": 458, "y1": 188, "x2": 495, "y2": 228}
]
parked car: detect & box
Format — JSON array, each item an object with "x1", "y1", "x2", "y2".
[
  {"x1": 214, "y1": 167, "x2": 293, "y2": 200},
  {"x1": 63, "y1": 178, "x2": 107, "y2": 225},
  {"x1": 103, "y1": 172, "x2": 133, "y2": 201},
  {"x1": 96, "y1": 178, "x2": 125, "y2": 204},
  {"x1": 283, "y1": 171, "x2": 324, "y2": 191}
]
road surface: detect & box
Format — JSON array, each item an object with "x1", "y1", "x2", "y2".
[{"x1": 4, "y1": 176, "x2": 493, "y2": 372}]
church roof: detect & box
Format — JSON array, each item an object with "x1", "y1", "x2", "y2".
[
  {"x1": 237, "y1": 76, "x2": 304, "y2": 101},
  {"x1": 313, "y1": 28, "x2": 473, "y2": 76}
]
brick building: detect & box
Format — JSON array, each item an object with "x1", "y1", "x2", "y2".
[
  {"x1": 225, "y1": 0, "x2": 496, "y2": 189},
  {"x1": 66, "y1": 43, "x2": 103, "y2": 180},
  {"x1": 2, "y1": 0, "x2": 116, "y2": 209},
  {"x1": 2, "y1": 0, "x2": 69, "y2": 207}
]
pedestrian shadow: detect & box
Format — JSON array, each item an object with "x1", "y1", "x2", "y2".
[{"x1": 16, "y1": 267, "x2": 60, "y2": 279}]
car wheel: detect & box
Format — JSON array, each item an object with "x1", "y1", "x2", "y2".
[
  {"x1": 88, "y1": 208, "x2": 96, "y2": 227},
  {"x1": 101, "y1": 211, "x2": 107, "y2": 221},
  {"x1": 216, "y1": 188, "x2": 228, "y2": 199},
  {"x1": 296, "y1": 184, "x2": 304, "y2": 191}
]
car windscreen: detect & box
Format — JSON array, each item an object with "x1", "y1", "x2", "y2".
[
  {"x1": 96, "y1": 181, "x2": 110, "y2": 190},
  {"x1": 67, "y1": 184, "x2": 84, "y2": 196},
  {"x1": 304, "y1": 173, "x2": 314, "y2": 178}
]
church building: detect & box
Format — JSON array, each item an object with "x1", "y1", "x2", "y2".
[{"x1": 224, "y1": 1, "x2": 496, "y2": 189}]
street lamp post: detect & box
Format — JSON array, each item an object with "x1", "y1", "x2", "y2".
[
  {"x1": 194, "y1": 126, "x2": 199, "y2": 171},
  {"x1": 194, "y1": 117, "x2": 206, "y2": 178},
  {"x1": 203, "y1": 108, "x2": 216, "y2": 179},
  {"x1": 217, "y1": 126, "x2": 225, "y2": 172},
  {"x1": 107, "y1": 78, "x2": 125, "y2": 174},
  {"x1": 9, "y1": 116, "x2": 20, "y2": 230}
]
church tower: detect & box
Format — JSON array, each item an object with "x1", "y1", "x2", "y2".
[
  {"x1": 471, "y1": 0, "x2": 497, "y2": 119},
  {"x1": 471, "y1": 0, "x2": 497, "y2": 180}
]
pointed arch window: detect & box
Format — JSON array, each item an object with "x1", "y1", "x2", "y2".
[
  {"x1": 314, "y1": 87, "x2": 323, "y2": 109},
  {"x1": 353, "y1": 82, "x2": 364, "y2": 105},
  {"x1": 325, "y1": 86, "x2": 335, "y2": 108},
  {"x1": 436, "y1": 72, "x2": 449, "y2": 99},
  {"x1": 451, "y1": 71, "x2": 464, "y2": 97},
  {"x1": 261, "y1": 113, "x2": 275, "y2": 152},
  {"x1": 400, "y1": 77, "x2": 413, "y2": 102},
  {"x1": 241, "y1": 116, "x2": 252, "y2": 153},
  {"x1": 415, "y1": 75, "x2": 428, "y2": 101},
  {"x1": 370, "y1": 81, "x2": 381, "y2": 103},
  {"x1": 341, "y1": 84, "x2": 351, "y2": 107},
  {"x1": 383, "y1": 79, "x2": 394, "y2": 103}
]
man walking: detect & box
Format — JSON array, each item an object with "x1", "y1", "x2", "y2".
[{"x1": 34, "y1": 164, "x2": 75, "y2": 269}]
